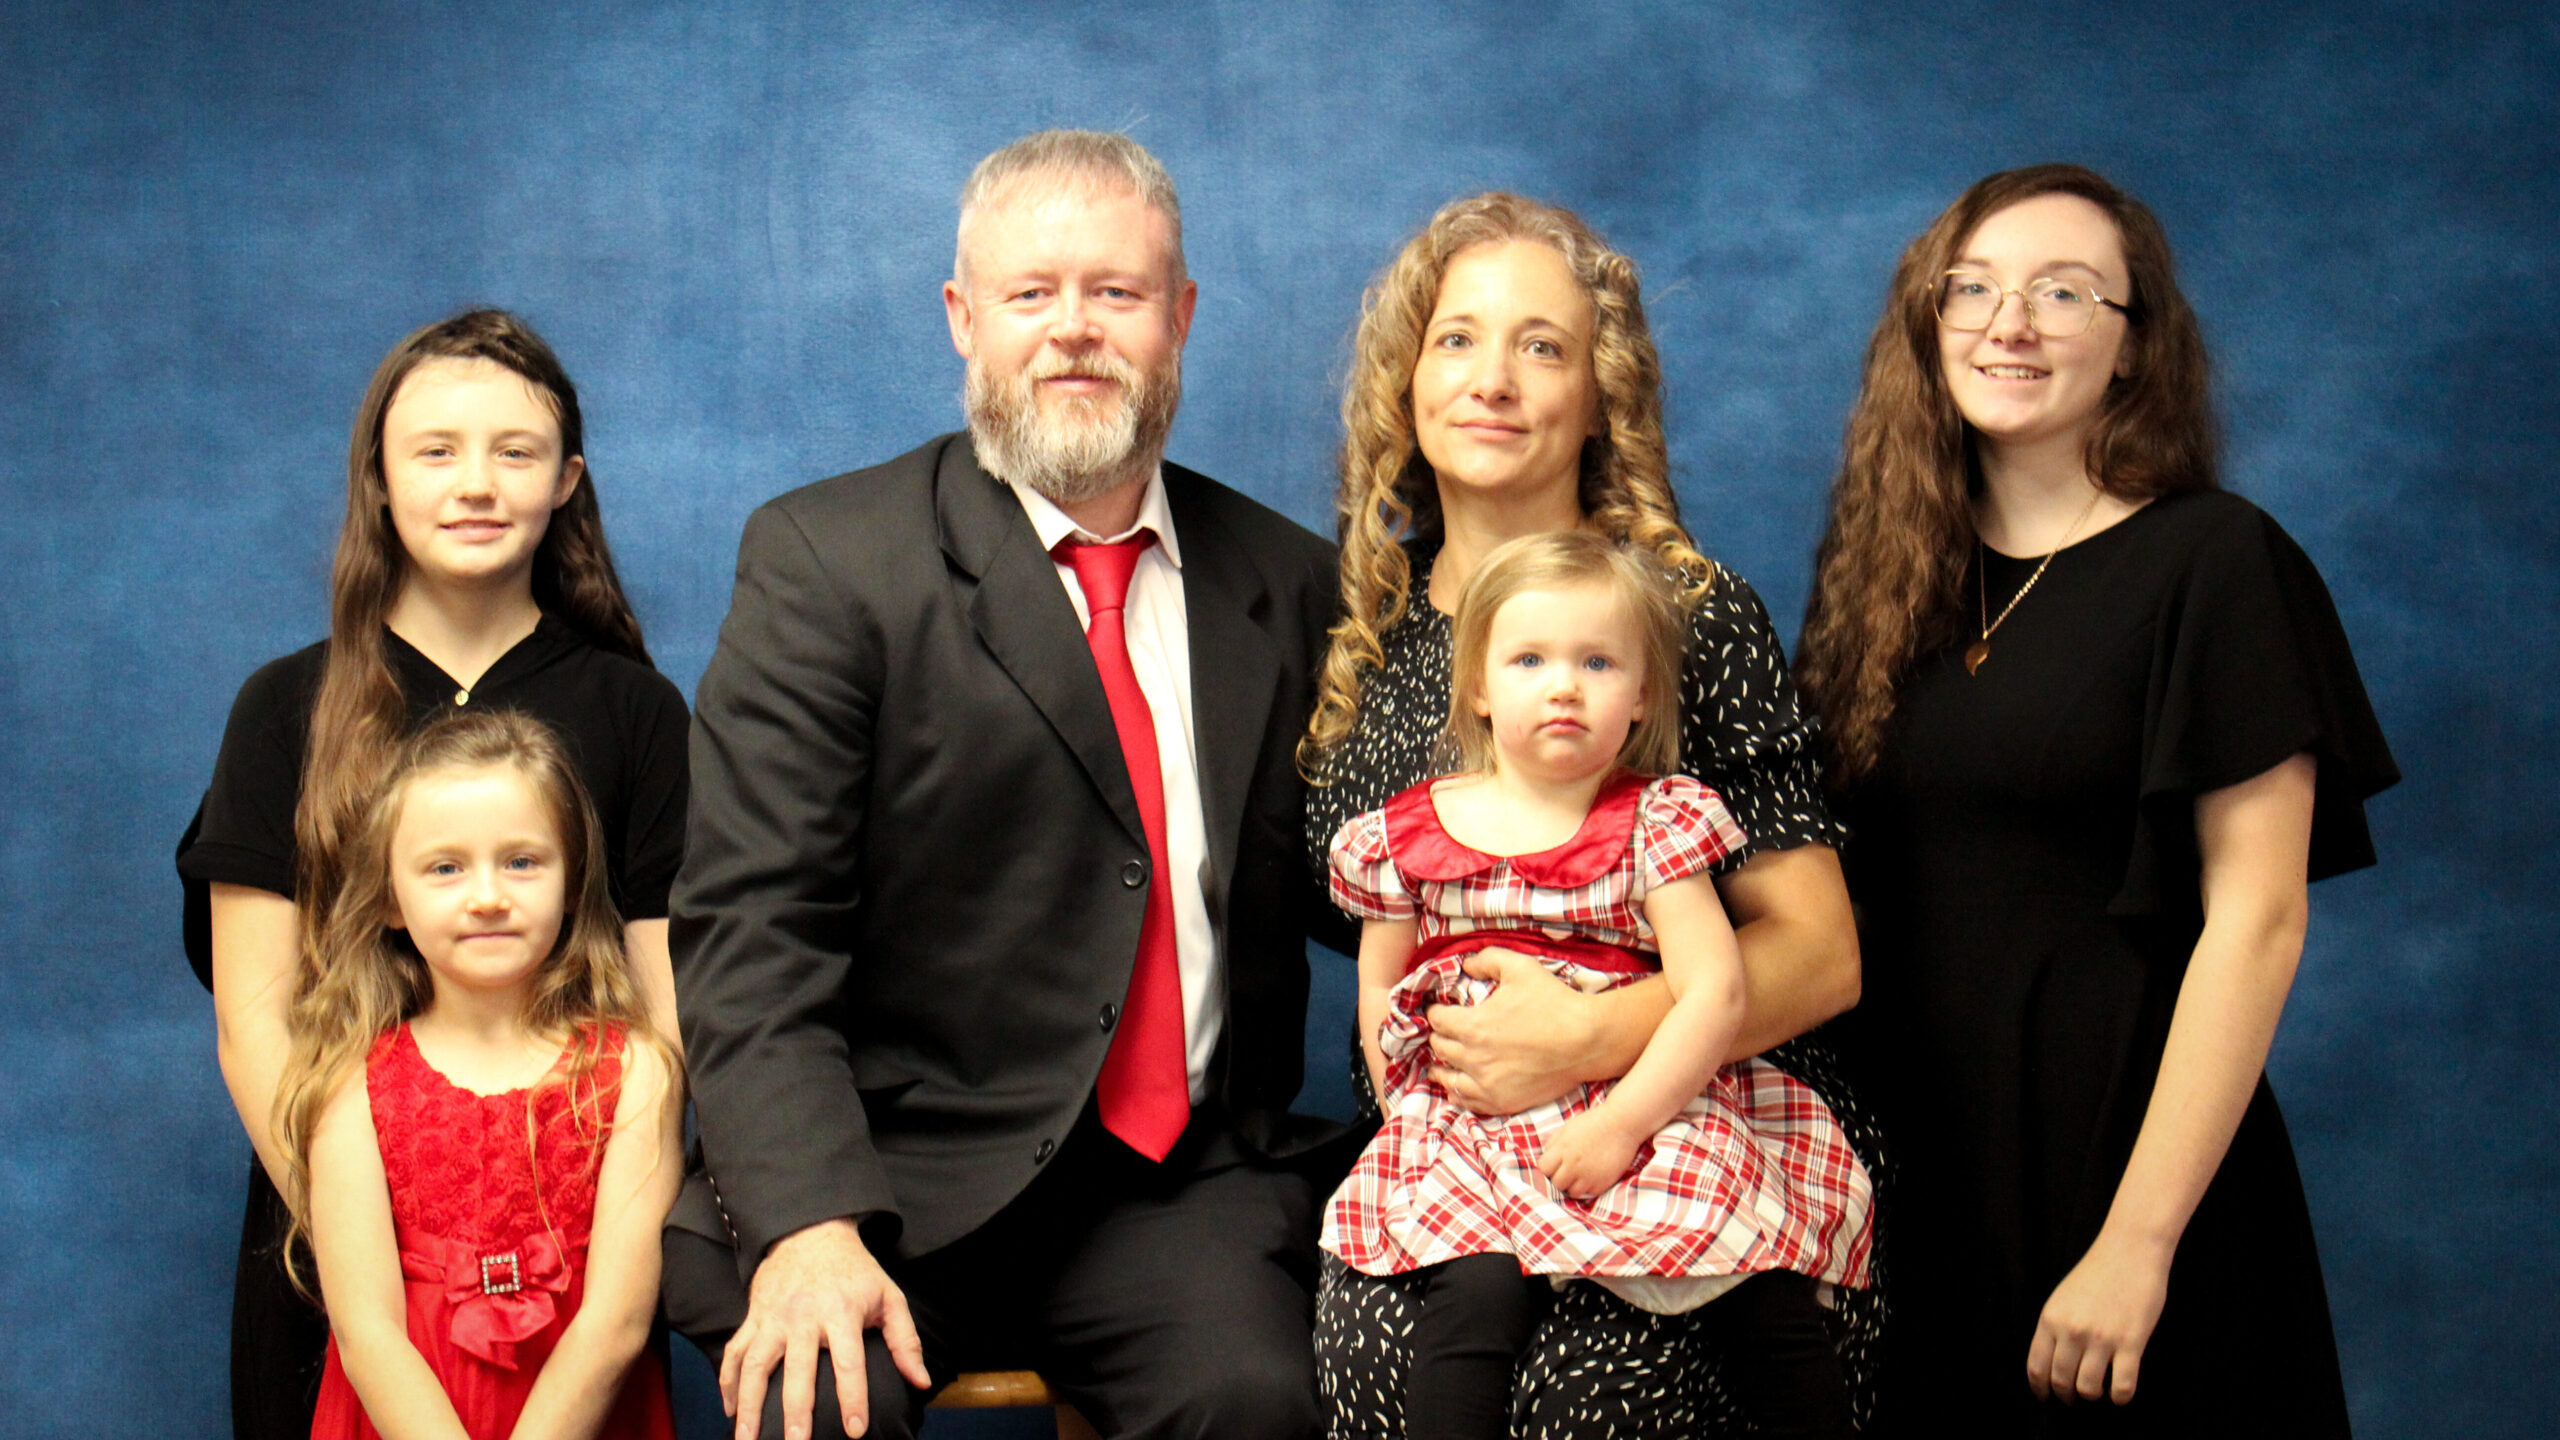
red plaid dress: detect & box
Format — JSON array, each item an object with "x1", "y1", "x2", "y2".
[{"x1": 1320, "y1": 771, "x2": 1874, "y2": 1313}]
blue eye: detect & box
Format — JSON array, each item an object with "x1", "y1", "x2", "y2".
[
  {"x1": 1514, "y1": 652, "x2": 1542, "y2": 669},
  {"x1": 1582, "y1": 655, "x2": 1613, "y2": 672}
]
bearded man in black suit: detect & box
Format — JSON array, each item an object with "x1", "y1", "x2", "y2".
[{"x1": 661, "y1": 130, "x2": 1344, "y2": 1440}]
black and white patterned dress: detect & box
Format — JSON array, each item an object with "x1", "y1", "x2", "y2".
[{"x1": 1306, "y1": 551, "x2": 1887, "y2": 1438}]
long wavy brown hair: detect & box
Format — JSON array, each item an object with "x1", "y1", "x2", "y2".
[
  {"x1": 1797, "y1": 164, "x2": 2219, "y2": 786},
  {"x1": 296, "y1": 310, "x2": 650, "y2": 937},
  {"x1": 1301, "y1": 193, "x2": 1711, "y2": 774},
  {"x1": 1447, "y1": 532, "x2": 1687, "y2": 778},
  {"x1": 272, "y1": 711, "x2": 671, "y2": 1298}
]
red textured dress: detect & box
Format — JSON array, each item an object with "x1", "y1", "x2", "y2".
[
  {"x1": 310, "y1": 1024, "x2": 673, "y2": 1440},
  {"x1": 1320, "y1": 772, "x2": 1874, "y2": 1313}
]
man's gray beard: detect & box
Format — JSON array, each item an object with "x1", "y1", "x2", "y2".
[{"x1": 965, "y1": 352, "x2": 1181, "y2": 509}]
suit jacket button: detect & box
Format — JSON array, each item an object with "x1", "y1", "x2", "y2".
[
  {"x1": 1035, "y1": 1138, "x2": 1056, "y2": 1163},
  {"x1": 1121, "y1": 860, "x2": 1145, "y2": 888},
  {"x1": 1099, "y1": 1002, "x2": 1118, "y2": 1032}
]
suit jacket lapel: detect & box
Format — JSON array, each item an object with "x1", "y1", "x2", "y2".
[
  {"x1": 1166, "y1": 468, "x2": 1280, "y2": 900},
  {"x1": 935, "y1": 441, "x2": 1148, "y2": 848}
]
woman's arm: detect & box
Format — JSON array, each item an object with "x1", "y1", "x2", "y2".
[
  {"x1": 508, "y1": 1041, "x2": 685, "y2": 1440},
  {"x1": 622, "y1": 919, "x2": 681, "y2": 1054},
  {"x1": 1717, "y1": 840, "x2": 1860, "y2": 1054},
  {"x1": 211, "y1": 882, "x2": 300, "y2": 1184},
  {"x1": 309, "y1": 1071, "x2": 474, "y2": 1440},
  {"x1": 1538, "y1": 873, "x2": 1746, "y2": 1196},
  {"x1": 2027, "y1": 753, "x2": 2318, "y2": 1405},
  {"x1": 1355, "y1": 918, "x2": 1420, "y2": 1104},
  {"x1": 1427, "y1": 840, "x2": 1857, "y2": 1114}
]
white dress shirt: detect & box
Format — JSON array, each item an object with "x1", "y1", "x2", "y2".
[{"x1": 1008, "y1": 471, "x2": 1222, "y2": 1102}]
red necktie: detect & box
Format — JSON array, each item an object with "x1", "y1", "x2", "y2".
[{"x1": 1055, "y1": 532, "x2": 1190, "y2": 1160}]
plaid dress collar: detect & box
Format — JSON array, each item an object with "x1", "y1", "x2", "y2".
[{"x1": 1382, "y1": 770, "x2": 1651, "y2": 888}]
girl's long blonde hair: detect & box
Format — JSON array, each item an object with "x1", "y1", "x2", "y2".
[
  {"x1": 1303, "y1": 193, "x2": 1710, "y2": 773},
  {"x1": 297, "y1": 311, "x2": 651, "y2": 954},
  {"x1": 1447, "y1": 532, "x2": 1686, "y2": 777},
  {"x1": 1796, "y1": 165, "x2": 2218, "y2": 786},
  {"x1": 271, "y1": 710, "x2": 666, "y2": 1297}
]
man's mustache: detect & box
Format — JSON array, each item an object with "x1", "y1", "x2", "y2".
[{"x1": 1027, "y1": 356, "x2": 1138, "y2": 387}]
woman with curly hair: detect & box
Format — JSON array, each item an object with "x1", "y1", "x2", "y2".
[
  {"x1": 1797, "y1": 165, "x2": 2395, "y2": 1431},
  {"x1": 1305, "y1": 192, "x2": 1879, "y2": 1437}
]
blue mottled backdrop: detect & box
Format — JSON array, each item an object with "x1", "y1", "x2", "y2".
[{"x1": 3, "y1": 2, "x2": 2551, "y2": 1435}]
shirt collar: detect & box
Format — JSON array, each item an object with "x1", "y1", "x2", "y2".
[
  {"x1": 1383, "y1": 771, "x2": 1650, "y2": 887},
  {"x1": 1007, "y1": 465, "x2": 1184, "y2": 570}
]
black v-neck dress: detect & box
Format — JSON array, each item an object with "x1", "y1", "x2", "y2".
[
  {"x1": 1840, "y1": 490, "x2": 2396, "y2": 1435},
  {"x1": 175, "y1": 618, "x2": 690, "y2": 1440}
]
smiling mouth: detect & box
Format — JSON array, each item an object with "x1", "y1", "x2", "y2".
[{"x1": 1978, "y1": 365, "x2": 2049, "y2": 380}]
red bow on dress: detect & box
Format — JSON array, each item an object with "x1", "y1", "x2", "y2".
[{"x1": 400, "y1": 1229, "x2": 573, "y2": 1369}]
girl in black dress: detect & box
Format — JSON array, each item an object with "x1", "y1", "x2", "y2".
[
  {"x1": 1797, "y1": 166, "x2": 2396, "y2": 1434},
  {"x1": 176, "y1": 310, "x2": 690, "y2": 1440},
  {"x1": 1304, "y1": 193, "x2": 1878, "y2": 1437}
]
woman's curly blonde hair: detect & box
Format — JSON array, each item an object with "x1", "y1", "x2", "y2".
[{"x1": 1302, "y1": 192, "x2": 1710, "y2": 773}]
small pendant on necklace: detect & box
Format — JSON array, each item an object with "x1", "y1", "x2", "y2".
[{"x1": 1964, "y1": 640, "x2": 1990, "y2": 675}]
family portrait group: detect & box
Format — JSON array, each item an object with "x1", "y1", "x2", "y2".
[
  {"x1": 173, "y1": 126, "x2": 2390, "y2": 1440},
  {"x1": 10, "y1": 7, "x2": 2546, "y2": 1440}
]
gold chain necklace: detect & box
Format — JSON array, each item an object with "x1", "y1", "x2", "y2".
[{"x1": 1965, "y1": 486, "x2": 2106, "y2": 676}]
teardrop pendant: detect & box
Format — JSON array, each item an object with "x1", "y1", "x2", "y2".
[{"x1": 1964, "y1": 640, "x2": 1990, "y2": 675}]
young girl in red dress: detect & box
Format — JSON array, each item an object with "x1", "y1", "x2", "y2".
[
  {"x1": 1321, "y1": 532, "x2": 1873, "y2": 1439},
  {"x1": 272, "y1": 710, "x2": 680, "y2": 1440}
]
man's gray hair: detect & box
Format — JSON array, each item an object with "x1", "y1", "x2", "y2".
[{"x1": 955, "y1": 130, "x2": 1185, "y2": 284}]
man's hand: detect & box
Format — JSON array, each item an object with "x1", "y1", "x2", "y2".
[
  {"x1": 720, "y1": 1217, "x2": 930, "y2": 1440},
  {"x1": 1427, "y1": 950, "x2": 1613, "y2": 1115},
  {"x1": 1536, "y1": 1105, "x2": 1641, "y2": 1200}
]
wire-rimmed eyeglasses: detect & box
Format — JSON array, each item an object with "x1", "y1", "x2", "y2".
[{"x1": 1935, "y1": 270, "x2": 2128, "y2": 337}]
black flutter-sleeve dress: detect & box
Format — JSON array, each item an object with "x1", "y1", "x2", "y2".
[
  {"x1": 1309, "y1": 549, "x2": 1882, "y2": 1439},
  {"x1": 1840, "y1": 490, "x2": 2397, "y2": 1435}
]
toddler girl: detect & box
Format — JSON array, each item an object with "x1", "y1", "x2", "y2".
[
  {"x1": 274, "y1": 711, "x2": 680, "y2": 1440},
  {"x1": 1323, "y1": 531, "x2": 1873, "y2": 1439}
]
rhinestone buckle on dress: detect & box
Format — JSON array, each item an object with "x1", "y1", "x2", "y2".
[{"x1": 479, "y1": 1252, "x2": 524, "y2": 1295}]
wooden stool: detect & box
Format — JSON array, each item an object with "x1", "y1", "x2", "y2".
[{"x1": 928, "y1": 1370, "x2": 1100, "y2": 1440}]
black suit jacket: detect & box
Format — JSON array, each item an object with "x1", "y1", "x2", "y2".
[{"x1": 670, "y1": 434, "x2": 1348, "y2": 1273}]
